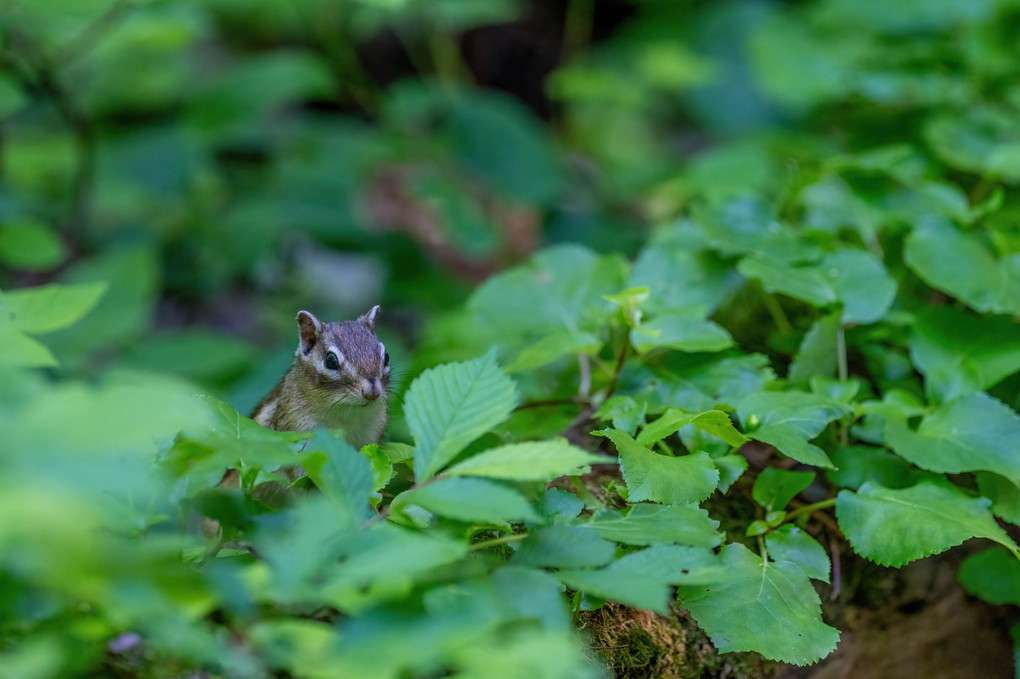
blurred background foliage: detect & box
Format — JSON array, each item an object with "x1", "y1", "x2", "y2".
[{"x1": 4, "y1": 0, "x2": 1020, "y2": 676}]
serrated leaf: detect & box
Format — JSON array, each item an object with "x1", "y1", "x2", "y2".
[
  {"x1": 639, "y1": 408, "x2": 747, "y2": 449},
  {"x1": 631, "y1": 308, "x2": 734, "y2": 354},
  {"x1": 302, "y1": 431, "x2": 374, "y2": 526},
  {"x1": 505, "y1": 330, "x2": 601, "y2": 372},
  {"x1": 836, "y1": 481, "x2": 1019, "y2": 566},
  {"x1": 406, "y1": 350, "x2": 518, "y2": 479},
  {"x1": 677, "y1": 543, "x2": 840, "y2": 665},
  {"x1": 958, "y1": 548, "x2": 1020, "y2": 606},
  {"x1": 904, "y1": 218, "x2": 1020, "y2": 315},
  {"x1": 749, "y1": 425, "x2": 836, "y2": 469},
  {"x1": 715, "y1": 454, "x2": 748, "y2": 493},
  {"x1": 884, "y1": 392, "x2": 1020, "y2": 484},
  {"x1": 538, "y1": 488, "x2": 584, "y2": 518},
  {"x1": 636, "y1": 408, "x2": 697, "y2": 447},
  {"x1": 689, "y1": 410, "x2": 748, "y2": 447},
  {"x1": 394, "y1": 477, "x2": 537, "y2": 524},
  {"x1": 753, "y1": 468, "x2": 814, "y2": 511},
  {"x1": 739, "y1": 391, "x2": 848, "y2": 468},
  {"x1": 444, "y1": 439, "x2": 606, "y2": 482},
  {"x1": 827, "y1": 446, "x2": 914, "y2": 490},
  {"x1": 5, "y1": 282, "x2": 107, "y2": 335},
  {"x1": 585, "y1": 503, "x2": 722, "y2": 547},
  {"x1": 511, "y1": 526, "x2": 616, "y2": 568},
  {"x1": 602, "y1": 429, "x2": 719, "y2": 505},
  {"x1": 909, "y1": 308, "x2": 1020, "y2": 402},
  {"x1": 766, "y1": 526, "x2": 830, "y2": 583},
  {"x1": 558, "y1": 545, "x2": 723, "y2": 614}
]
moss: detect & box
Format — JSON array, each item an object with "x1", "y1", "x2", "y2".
[{"x1": 580, "y1": 603, "x2": 775, "y2": 679}]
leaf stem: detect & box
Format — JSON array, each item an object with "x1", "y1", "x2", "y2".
[
  {"x1": 836, "y1": 324, "x2": 849, "y2": 446},
  {"x1": 604, "y1": 338, "x2": 629, "y2": 399},
  {"x1": 467, "y1": 532, "x2": 528, "y2": 552},
  {"x1": 784, "y1": 498, "x2": 836, "y2": 524},
  {"x1": 761, "y1": 291, "x2": 792, "y2": 334}
]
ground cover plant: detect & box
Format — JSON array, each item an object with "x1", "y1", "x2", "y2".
[{"x1": 3, "y1": 0, "x2": 1020, "y2": 677}]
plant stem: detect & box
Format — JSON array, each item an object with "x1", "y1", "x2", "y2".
[
  {"x1": 761, "y1": 290, "x2": 792, "y2": 334},
  {"x1": 836, "y1": 323, "x2": 849, "y2": 445},
  {"x1": 563, "y1": 0, "x2": 594, "y2": 61},
  {"x1": 604, "y1": 338, "x2": 629, "y2": 399},
  {"x1": 784, "y1": 498, "x2": 836, "y2": 524},
  {"x1": 467, "y1": 532, "x2": 528, "y2": 552}
]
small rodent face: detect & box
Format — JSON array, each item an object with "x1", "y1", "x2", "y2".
[{"x1": 296, "y1": 309, "x2": 390, "y2": 406}]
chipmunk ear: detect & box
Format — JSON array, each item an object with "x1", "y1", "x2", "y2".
[
  {"x1": 295, "y1": 310, "x2": 323, "y2": 355},
  {"x1": 359, "y1": 305, "x2": 380, "y2": 331}
]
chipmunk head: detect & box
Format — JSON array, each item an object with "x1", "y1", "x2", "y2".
[{"x1": 294, "y1": 307, "x2": 390, "y2": 406}]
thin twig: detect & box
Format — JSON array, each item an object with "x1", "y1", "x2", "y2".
[{"x1": 604, "y1": 340, "x2": 628, "y2": 399}]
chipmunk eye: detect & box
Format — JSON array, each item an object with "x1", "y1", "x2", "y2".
[
  {"x1": 383, "y1": 352, "x2": 390, "y2": 368},
  {"x1": 324, "y1": 351, "x2": 340, "y2": 370}
]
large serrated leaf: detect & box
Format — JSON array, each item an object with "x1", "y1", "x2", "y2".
[
  {"x1": 884, "y1": 392, "x2": 1020, "y2": 484},
  {"x1": 637, "y1": 409, "x2": 747, "y2": 448},
  {"x1": 602, "y1": 429, "x2": 719, "y2": 505},
  {"x1": 302, "y1": 430, "x2": 374, "y2": 527},
  {"x1": 677, "y1": 543, "x2": 840, "y2": 665},
  {"x1": 406, "y1": 350, "x2": 518, "y2": 480},
  {"x1": 836, "y1": 481, "x2": 1019, "y2": 567},
  {"x1": 444, "y1": 439, "x2": 606, "y2": 482}
]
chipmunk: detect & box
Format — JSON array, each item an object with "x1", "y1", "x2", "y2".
[{"x1": 251, "y1": 306, "x2": 390, "y2": 447}]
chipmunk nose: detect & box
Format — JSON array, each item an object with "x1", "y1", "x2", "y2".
[{"x1": 362, "y1": 379, "x2": 381, "y2": 401}]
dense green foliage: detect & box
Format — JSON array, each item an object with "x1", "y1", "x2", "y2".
[{"x1": 3, "y1": 0, "x2": 1020, "y2": 677}]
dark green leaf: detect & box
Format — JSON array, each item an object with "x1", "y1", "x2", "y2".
[{"x1": 753, "y1": 468, "x2": 814, "y2": 511}]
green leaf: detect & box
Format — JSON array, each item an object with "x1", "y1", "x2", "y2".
[
  {"x1": 694, "y1": 198, "x2": 821, "y2": 262},
  {"x1": 766, "y1": 526, "x2": 830, "y2": 583},
  {"x1": 909, "y1": 308, "x2": 1020, "y2": 402},
  {"x1": 5, "y1": 282, "x2": 107, "y2": 335},
  {"x1": 739, "y1": 250, "x2": 895, "y2": 323},
  {"x1": 789, "y1": 313, "x2": 840, "y2": 386},
  {"x1": 631, "y1": 308, "x2": 734, "y2": 354},
  {"x1": 505, "y1": 330, "x2": 601, "y2": 373},
  {"x1": 444, "y1": 439, "x2": 606, "y2": 482},
  {"x1": 836, "y1": 481, "x2": 1020, "y2": 566},
  {"x1": 827, "y1": 446, "x2": 914, "y2": 490},
  {"x1": 601, "y1": 429, "x2": 719, "y2": 505},
  {"x1": 538, "y1": 488, "x2": 584, "y2": 519},
  {"x1": 302, "y1": 431, "x2": 374, "y2": 526},
  {"x1": 406, "y1": 350, "x2": 518, "y2": 479},
  {"x1": 688, "y1": 410, "x2": 749, "y2": 448},
  {"x1": 0, "y1": 220, "x2": 66, "y2": 271},
  {"x1": 394, "y1": 478, "x2": 538, "y2": 524},
  {"x1": 594, "y1": 395, "x2": 646, "y2": 435},
  {"x1": 585, "y1": 503, "x2": 722, "y2": 548},
  {"x1": 904, "y1": 218, "x2": 1020, "y2": 315},
  {"x1": 715, "y1": 455, "x2": 748, "y2": 492},
  {"x1": 559, "y1": 546, "x2": 723, "y2": 614},
  {"x1": 511, "y1": 526, "x2": 616, "y2": 568},
  {"x1": 677, "y1": 543, "x2": 840, "y2": 665},
  {"x1": 958, "y1": 549, "x2": 1020, "y2": 606},
  {"x1": 627, "y1": 243, "x2": 735, "y2": 314},
  {"x1": 739, "y1": 391, "x2": 848, "y2": 468},
  {"x1": 752, "y1": 468, "x2": 814, "y2": 511},
  {"x1": 884, "y1": 392, "x2": 1020, "y2": 483},
  {"x1": 976, "y1": 472, "x2": 1020, "y2": 525},
  {"x1": 637, "y1": 408, "x2": 747, "y2": 449},
  {"x1": 924, "y1": 105, "x2": 1020, "y2": 183},
  {"x1": 750, "y1": 426, "x2": 835, "y2": 468}
]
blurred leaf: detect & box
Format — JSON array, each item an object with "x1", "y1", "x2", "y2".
[
  {"x1": 505, "y1": 330, "x2": 601, "y2": 373},
  {"x1": 631, "y1": 308, "x2": 734, "y2": 354},
  {"x1": 958, "y1": 548, "x2": 1020, "y2": 605},
  {"x1": 789, "y1": 313, "x2": 840, "y2": 385},
  {"x1": 977, "y1": 472, "x2": 1020, "y2": 525},
  {"x1": 0, "y1": 220, "x2": 65, "y2": 271},
  {"x1": 627, "y1": 242, "x2": 736, "y2": 314},
  {"x1": 5, "y1": 282, "x2": 106, "y2": 334},
  {"x1": 406, "y1": 350, "x2": 518, "y2": 479},
  {"x1": 511, "y1": 525, "x2": 616, "y2": 568},
  {"x1": 836, "y1": 481, "x2": 1019, "y2": 566},
  {"x1": 925, "y1": 106, "x2": 1020, "y2": 182},
  {"x1": 302, "y1": 430, "x2": 374, "y2": 526}
]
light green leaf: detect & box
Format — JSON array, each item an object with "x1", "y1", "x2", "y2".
[
  {"x1": 958, "y1": 549, "x2": 1020, "y2": 606},
  {"x1": 789, "y1": 313, "x2": 840, "y2": 386},
  {"x1": 677, "y1": 543, "x2": 840, "y2": 665},
  {"x1": 594, "y1": 395, "x2": 646, "y2": 435},
  {"x1": 627, "y1": 243, "x2": 735, "y2": 314},
  {"x1": 559, "y1": 545, "x2": 723, "y2": 614},
  {"x1": 444, "y1": 439, "x2": 606, "y2": 482},
  {"x1": 505, "y1": 330, "x2": 601, "y2": 373},
  {"x1": 0, "y1": 327, "x2": 57, "y2": 368},
  {"x1": 739, "y1": 391, "x2": 848, "y2": 468},
  {"x1": 394, "y1": 477, "x2": 537, "y2": 524},
  {"x1": 715, "y1": 455, "x2": 748, "y2": 493},
  {"x1": 511, "y1": 526, "x2": 616, "y2": 568},
  {"x1": 836, "y1": 481, "x2": 1019, "y2": 566},
  {"x1": 538, "y1": 488, "x2": 584, "y2": 519},
  {"x1": 585, "y1": 503, "x2": 722, "y2": 547},
  {"x1": 827, "y1": 446, "x2": 914, "y2": 490},
  {"x1": 750, "y1": 426, "x2": 835, "y2": 468},
  {"x1": 884, "y1": 392, "x2": 1020, "y2": 483},
  {"x1": 636, "y1": 409, "x2": 746, "y2": 449},
  {"x1": 601, "y1": 429, "x2": 719, "y2": 505},
  {"x1": 910, "y1": 308, "x2": 1020, "y2": 402},
  {"x1": 904, "y1": 218, "x2": 1020, "y2": 315},
  {"x1": 766, "y1": 526, "x2": 830, "y2": 583},
  {"x1": 688, "y1": 410, "x2": 749, "y2": 448},
  {"x1": 302, "y1": 431, "x2": 374, "y2": 526},
  {"x1": 631, "y1": 308, "x2": 734, "y2": 354},
  {"x1": 406, "y1": 350, "x2": 518, "y2": 480},
  {"x1": 0, "y1": 220, "x2": 66, "y2": 271},
  {"x1": 977, "y1": 472, "x2": 1020, "y2": 525},
  {"x1": 738, "y1": 256, "x2": 834, "y2": 307},
  {"x1": 5, "y1": 282, "x2": 107, "y2": 335},
  {"x1": 753, "y1": 468, "x2": 814, "y2": 511}
]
